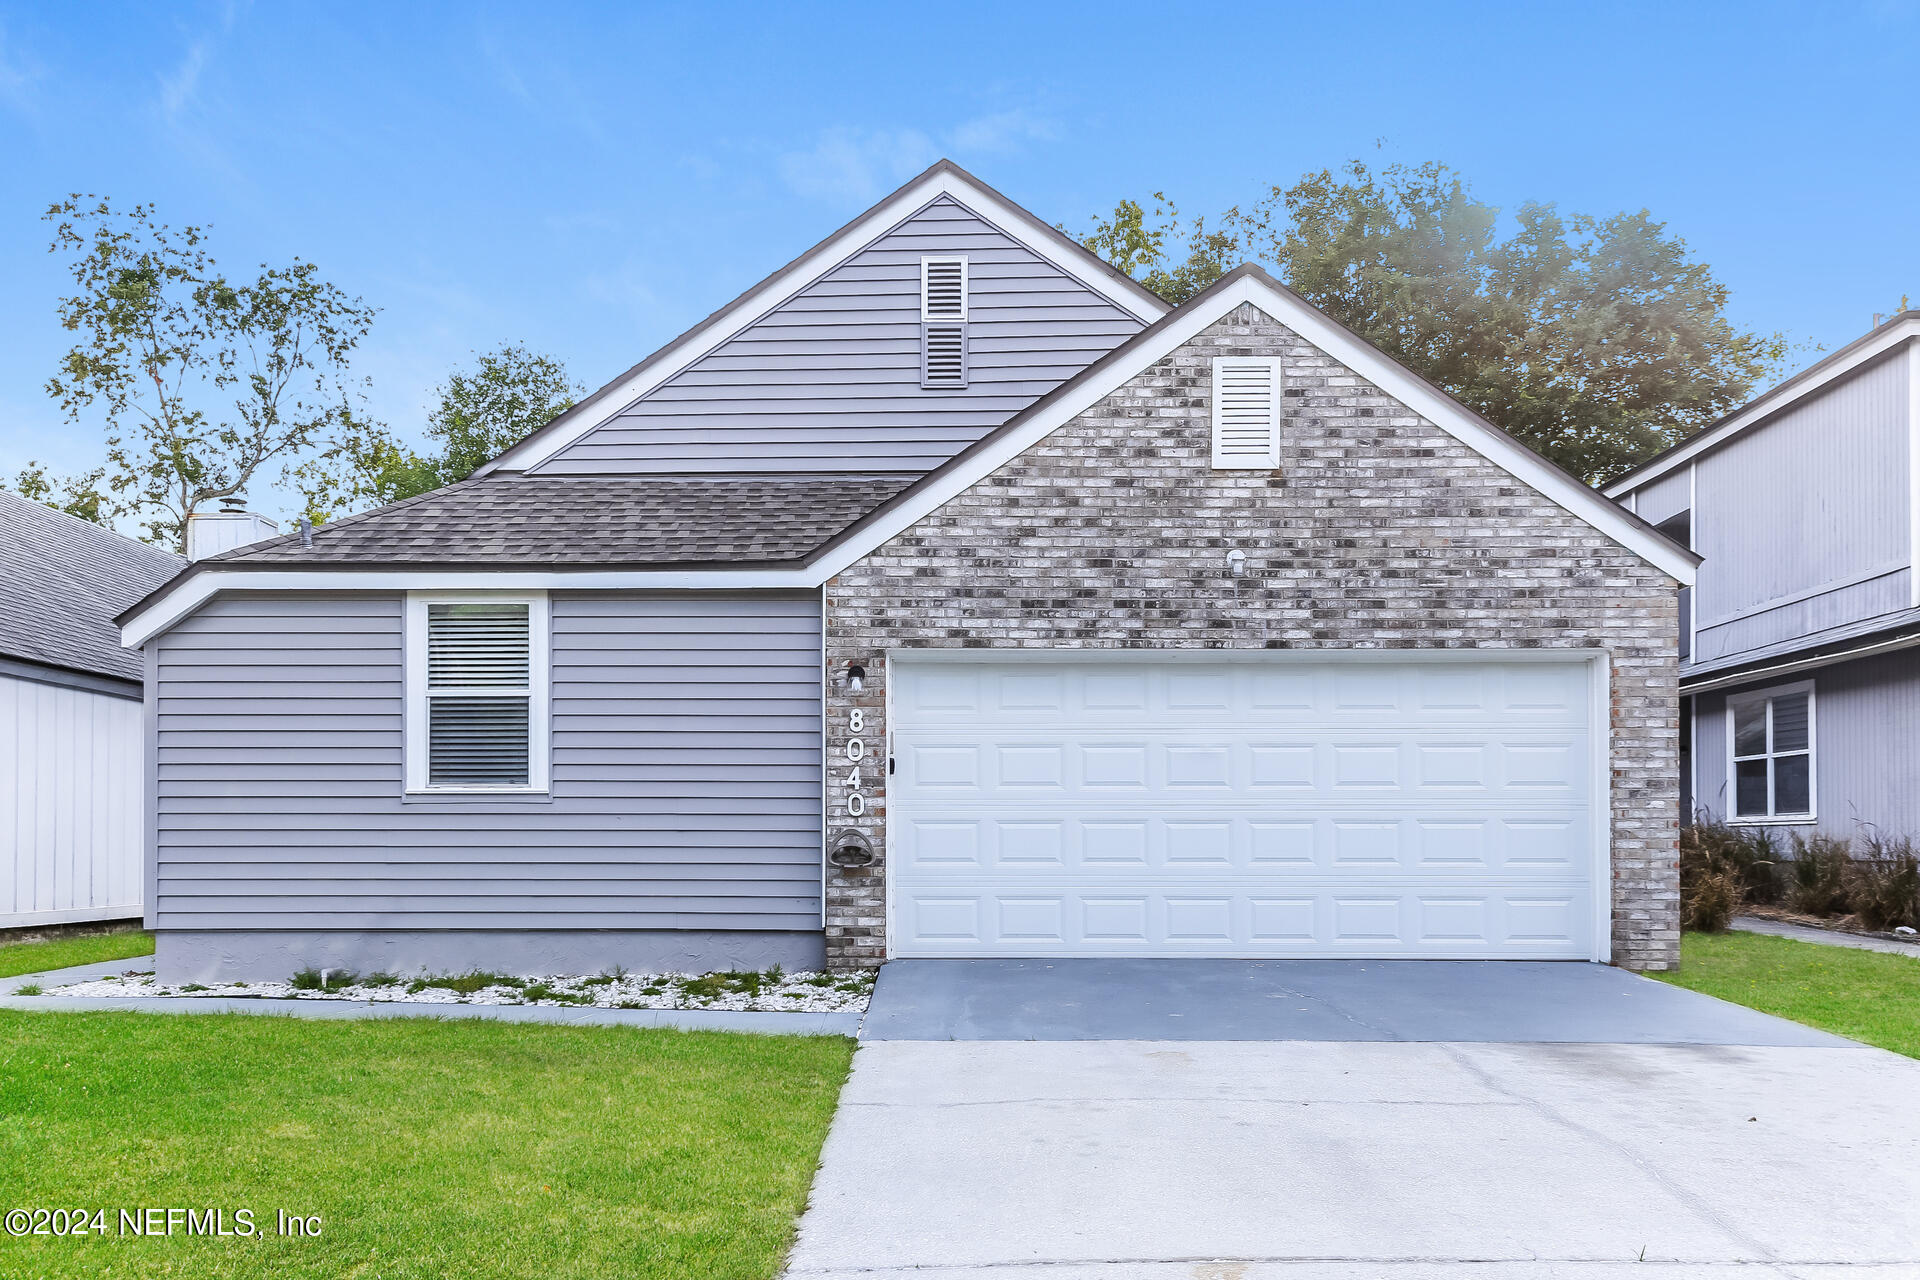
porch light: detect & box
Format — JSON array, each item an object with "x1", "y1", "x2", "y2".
[{"x1": 846, "y1": 662, "x2": 867, "y2": 692}]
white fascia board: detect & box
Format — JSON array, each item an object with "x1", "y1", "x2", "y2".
[
  {"x1": 119, "y1": 566, "x2": 821, "y2": 649},
  {"x1": 1603, "y1": 320, "x2": 1920, "y2": 499},
  {"x1": 482, "y1": 169, "x2": 1168, "y2": 477},
  {"x1": 811, "y1": 274, "x2": 1699, "y2": 585}
]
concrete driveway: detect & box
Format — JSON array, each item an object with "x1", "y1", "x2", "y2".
[{"x1": 786, "y1": 961, "x2": 1920, "y2": 1279}]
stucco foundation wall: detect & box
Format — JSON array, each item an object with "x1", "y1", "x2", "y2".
[
  {"x1": 154, "y1": 928, "x2": 826, "y2": 983},
  {"x1": 823, "y1": 303, "x2": 1681, "y2": 971}
]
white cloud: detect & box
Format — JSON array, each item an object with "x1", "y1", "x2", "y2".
[
  {"x1": 157, "y1": 36, "x2": 211, "y2": 122},
  {"x1": 777, "y1": 127, "x2": 939, "y2": 207},
  {"x1": 947, "y1": 108, "x2": 1059, "y2": 154}
]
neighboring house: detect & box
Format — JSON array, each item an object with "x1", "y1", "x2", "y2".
[
  {"x1": 1605, "y1": 311, "x2": 1920, "y2": 841},
  {"x1": 118, "y1": 162, "x2": 1696, "y2": 981},
  {"x1": 2, "y1": 490, "x2": 182, "y2": 928}
]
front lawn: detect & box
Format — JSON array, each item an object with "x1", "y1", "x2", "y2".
[
  {"x1": 1653, "y1": 930, "x2": 1920, "y2": 1059},
  {"x1": 0, "y1": 928, "x2": 153, "y2": 980},
  {"x1": 0, "y1": 1011, "x2": 852, "y2": 1278}
]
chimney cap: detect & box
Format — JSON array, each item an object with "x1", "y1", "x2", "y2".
[{"x1": 219, "y1": 494, "x2": 248, "y2": 514}]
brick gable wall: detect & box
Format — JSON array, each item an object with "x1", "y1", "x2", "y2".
[{"x1": 823, "y1": 303, "x2": 1680, "y2": 970}]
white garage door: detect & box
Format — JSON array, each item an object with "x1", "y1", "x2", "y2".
[{"x1": 889, "y1": 655, "x2": 1604, "y2": 960}]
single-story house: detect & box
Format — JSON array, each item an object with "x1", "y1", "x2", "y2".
[
  {"x1": 3, "y1": 489, "x2": 182, "y2": 928},
  {"x1": 119, "y1": 161, "x2": 1696, "y2": 981},
  {"x1": 1605, "y1": 310, "x2": 1920, "y2": 840}
]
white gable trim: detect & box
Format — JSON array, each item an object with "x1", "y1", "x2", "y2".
[
  {"x1": 1602, "y1": 317, "x2": 1920, "y2": 499},
  {"x1": 481, "y1": 165, "x2": 1169, "y2": 477},
  {"x1": 809, "y1": 273, "x2": 1698, "y2": 584}
]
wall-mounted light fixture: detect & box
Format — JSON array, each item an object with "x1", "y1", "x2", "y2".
[
  {"x1": 845, "y1": 661, "x2": 867, "y2": 692},
  {"x1": 1226, "y1": 548, "x2": 1247, "y2": 578},
  {"x1": 829, "y1": 830, "x2": 875, "y2": 870}
]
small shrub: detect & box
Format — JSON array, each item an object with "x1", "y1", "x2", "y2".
[
  {"x1": 291, "y1": 968, "x2": 358, "y2": 992},
  {"x1": 179, "y1": 983, "x2": 210, "y2": 993},
  {"x1": 418, "y1": 972, "x2": 524, "y2": 994},
  {"x1": 358, "y1": 973, "x2": 401, "y2": 988},
  {"x1": 290, "y1": 968, "x2": 324, "y2": 991},
  {"x1": 520, "y1": 982, "x2": 589, "y2": 1005},
  {"x1": 1847, "y1": 837, "x2": 1920, "y2": 931},
  {"x1": 803, "y1": 974, "x2": 836, "y2": 988},
  {"x1": 764, "y1": 964, "x2": 784, "y2": 985},
  {"x1": 614, "y1": 1000, "x2": 645, "y2": 1010},
  {"x1": 1785, "y1": 834, "x2": 1854, "y2": 917},
  {"x1": 582, "y1": 975, "x2": 615, "y2": 987},
  {"x1": 14, "y1": 983, "x2": 42, "y2": 996}
]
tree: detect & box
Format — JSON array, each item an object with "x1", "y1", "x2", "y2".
[
  {"x1": 1076, "y1": 161, "x2": 1791, "y2": 484},
  {"x1": 43, "y1": 197, "x2": 378, "y2": 550},
  {"x1": 296, "y1": 344, "x2": 582, "y2": 520},
  {"x1": 4, "y1": 460, "x2": 115, "y2": 526}
]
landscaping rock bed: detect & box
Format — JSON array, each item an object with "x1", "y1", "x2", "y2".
[{"x1": 28, "y1": 966, "x2": 874, "y2": 1013}]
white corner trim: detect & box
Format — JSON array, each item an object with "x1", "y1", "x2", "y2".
[
  {"x1": 1909, "y1": 341, "x2": 1920, "y2": 606},
  {"x1": 811, "y1": 274, "x2": 1698, "y2": 584},
  {"x1": 1604, "y1": 320, "x2": 1920, "y2": 499},
  {"x1": 119, "y1": 566, "x2": 822, "y2": 649},
  {"x1": 481, "y1": 168, "x2": 1167, "y2": 477},
  {"x1": 1589, "y1": 652, "x2": 1613, "y2": 964},
  {"x1": 403, "y1": 591, "x2": 551, "y2": 795}
]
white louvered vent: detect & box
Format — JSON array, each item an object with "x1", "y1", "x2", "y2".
[
  {"x1": 921, "y1": 256, "x2": 967, "y2": 320},
  {"x1": 923, "y1": 323, "x2": 967, "y2": 388},
  {"x1": 423, "y1": 601, "x2": 534, "y2": 787},
  {"x1": 921, "y1": 256, "x2": 968, "y2": 389},
  {"x1": 1210, "y1": 357, "x2": 1283, "y2": 469}
]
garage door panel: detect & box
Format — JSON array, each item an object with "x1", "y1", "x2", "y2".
[
  {"x1": 896, "y1": 811, "x2": 1591, "y2": 875},
  {"x1": 899, "y1": 734, "x2": 1589, "y2": 803},
  {"x1": 890, "y1": 657, "x2": 1599, "y2": 959},
  {"x1": 893, "y1": 884, "x2": 1590, "y2": 956}
]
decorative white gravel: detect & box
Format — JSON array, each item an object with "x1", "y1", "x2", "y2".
[{"x1": 36, "y1": 967, "x2": 874, "y2": 1013}]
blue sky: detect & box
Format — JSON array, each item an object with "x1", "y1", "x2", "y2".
[{"x1": 2, "y1": 1, "x2": 1916, "y2": 521}]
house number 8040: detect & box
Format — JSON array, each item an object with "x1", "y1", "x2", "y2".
[{"x1": 843, "y1": 706, "x2": 867, "y2": 817}]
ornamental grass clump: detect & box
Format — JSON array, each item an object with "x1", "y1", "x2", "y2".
[
  {"x1": 1784, "y1": 834, "x2": 1854, "y2": 917},
  {"x1": 1846, "y1": 835, "x2": 1920, "y2": 932}
]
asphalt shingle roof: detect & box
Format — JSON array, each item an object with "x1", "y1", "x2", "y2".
[
  {"x1": 213, "y1": 473, "x2": 919, "y2": 568},
  {"x1": 0, "y1": 489, "x2": 184, "y2": 682}
]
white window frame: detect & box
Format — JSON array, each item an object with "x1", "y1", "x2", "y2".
[
  {"x1": 1724, "y1": 679, "x2": 1815, "y2": 825},
  {"x1": 920, "y1": 256, "x2": 968, "y2": 321},
  {"x1": 404, "y1": 591, "x2": 550, "y2": 794},
  {"x1": 1210, "y1": 356, "x2": 1283, "y2": 469}
]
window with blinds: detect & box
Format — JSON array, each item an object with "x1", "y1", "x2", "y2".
[
  {"x1": 1729, "y1": 682, "x2": 1815, "y2": 821},
  {"x1": 406, "y1": 595, "x2": 549, "y2": 792},
  {"x1": 1210, "y1": 357, "x2": 1283, "y2": 469},
  {"x1": 921, "y1": 256, "x2": 968, "y2": 388}
]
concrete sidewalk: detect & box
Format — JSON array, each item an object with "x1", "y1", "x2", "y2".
[{"x1": 1733, "y1": 914, "x2": 1920, "y2": 957}]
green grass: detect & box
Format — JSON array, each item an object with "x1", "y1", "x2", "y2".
[
  {"x1": 0, "y1": 1011, "x2": 852, "y2": 1278},
  {"x1": 0, "y1": 929, "x2": 153, "y2": 980},
  {"x1": 1653, "y1": 930, "x2": 1920, "y2": 1058}
]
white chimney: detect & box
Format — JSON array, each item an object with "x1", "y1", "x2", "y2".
[{"x1": 186, "y1": 498, "x2": 280, "y2": 562}]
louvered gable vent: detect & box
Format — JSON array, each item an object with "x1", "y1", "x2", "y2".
[
  {"x1": 921, "y1": 256, "x2": 968, "y2": 388},
  {"x1": 1210, "y1": 357, "x2": 1282, "y2": 469},
  {"x1": 425, "y1": 602, "x2": 532, "y2": 787}
]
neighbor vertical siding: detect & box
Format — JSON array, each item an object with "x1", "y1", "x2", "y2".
[
  {"x1": 1690, "y1": 650, "x2": 1920, "y2": 839},
  {"x1": 534, "y1": 194, "x2": 1147, "y2": 475},
  {"x1": 1690, "y1": 350, "x2": 1911, "y2": 663},
  {"x1": 151, "y1": 592, "x2": 822, "y2": 931},
  {"x1": 1, "y1": 672, "x2": 143, "y2": 926}
]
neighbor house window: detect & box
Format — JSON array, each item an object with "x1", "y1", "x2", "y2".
[
  {"x1": 1727, "y1": 682, "x2": 1813, "y2": 821},
  {"x1": 405, "y1": 594, "x2": 549, "y2": 792},
  {"x1": 1210, "y1": 356, "x2": 1282, "y2": 469},
  {"x1": 920, "y1": 255, "x2": 968, "y2": 388}
]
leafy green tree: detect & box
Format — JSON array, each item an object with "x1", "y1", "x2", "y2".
[
  {"x1": 43, "y1": 197, "x2": 378, "y2": 549},
  {"x1": 4, "y1": 460, "x2": 115, "y2": 526},
  {"x1": 297, "y1": 344, "x2": 581, "y2": 520},
  {"x1": 1077, "y1": 161, "x2": 1791, "y2": 484}
]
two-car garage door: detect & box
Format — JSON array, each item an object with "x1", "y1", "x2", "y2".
[{"x1": 888, "y1": 655, "x2": 1604, "y2": 960}]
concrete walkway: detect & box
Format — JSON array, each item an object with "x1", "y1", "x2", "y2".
[
  {"x1": 787, "y1": 961, "x2": 1920, "y2": 1279},
  {"x1": 1733, "y1": 914, "x2": 1920, "y2": 957},
  {"x1": 0, "y1": 960, "x2": 859, "y2": 1036}
]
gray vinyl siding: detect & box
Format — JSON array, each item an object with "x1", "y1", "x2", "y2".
[
  {"x1": 151, "y1": 592, "x2": 823, "y2": 931},
  {"x1": 1690, "y1": 650, "x2": 1920, "y2": 839},
  {"x1": 535, "y1": 194, "x2": 1146, "y2": 475},
  {"x1": 1634, "y1": 468, "x2": 1692, "y2": 527},
  {"x1": 1686, "y1": 347, "x2": 1912, "y2": 664}
]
